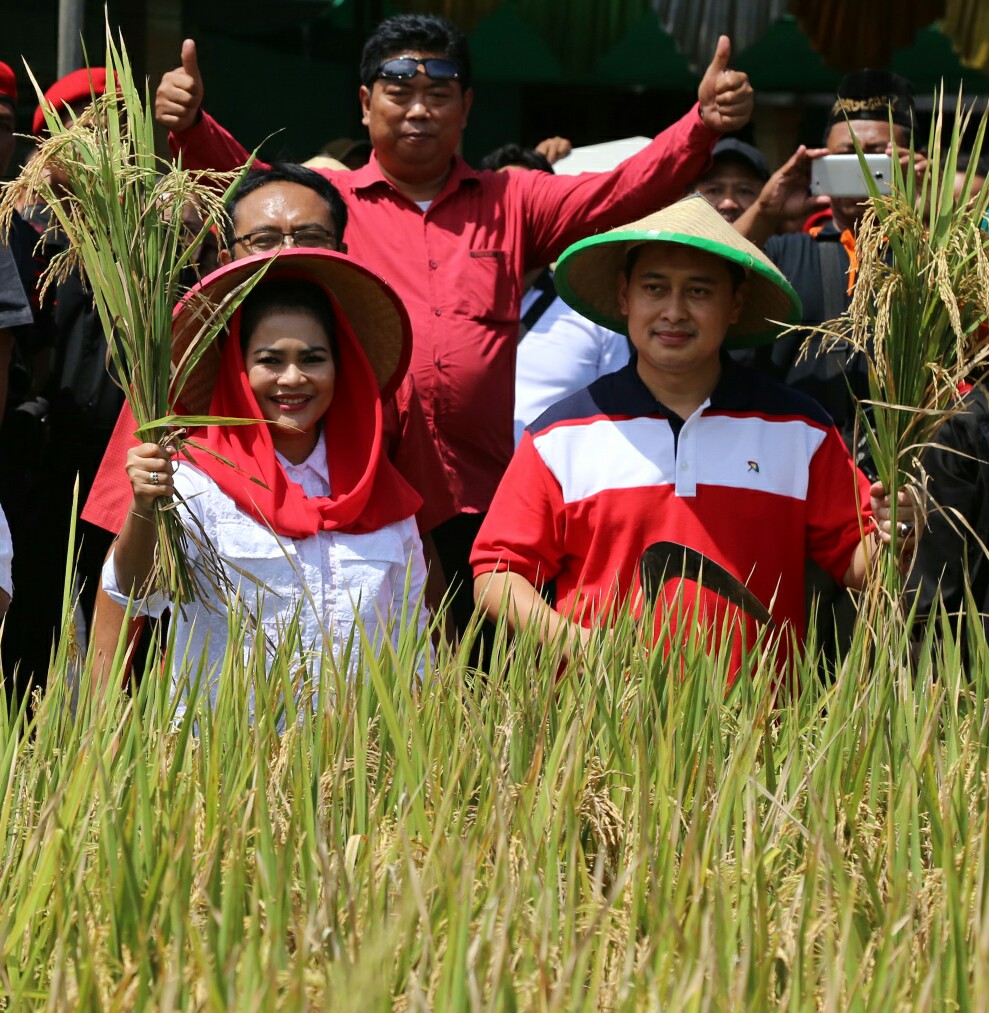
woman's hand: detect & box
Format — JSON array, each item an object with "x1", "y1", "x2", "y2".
[{"x1": 126, "y1": 443, "x2": 175, "y2": 515}]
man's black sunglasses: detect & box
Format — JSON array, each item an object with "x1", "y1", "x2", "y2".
[{"x1": 373, "y1": 57, "x2": 461, "y2": 83}]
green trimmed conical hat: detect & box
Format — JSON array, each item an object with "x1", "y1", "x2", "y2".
[{"x1": 553, "y1": 194, "x2": 802, "y2": 348}]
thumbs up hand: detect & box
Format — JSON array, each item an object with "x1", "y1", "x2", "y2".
[
  {"x1": 155, "y1": 39, "x2": 204, "y2": 132},
  {"x1": 697, "y1": 36, "x2": 753, "y2": 133}
]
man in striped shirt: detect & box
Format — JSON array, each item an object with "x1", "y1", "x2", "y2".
[{"x1": 471, "y1": 196, "x2": 914, "y2": 679}]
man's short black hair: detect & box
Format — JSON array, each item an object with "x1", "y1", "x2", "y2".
[
  {"x1": 360, "y1": 14, "x2": 471, "y2": 90},
  {"x1": 479, "y1": 144, "x2": 553, "y2": 174},
  {"x1": 239, "y1": 278, "x2": 339, "y2": 362},
  {"x1": 624, "y1": 243, "x2": 747, "y2": 291},
  {"x1": 226, "y1": 163, "x2": 348, "y2": 248}
]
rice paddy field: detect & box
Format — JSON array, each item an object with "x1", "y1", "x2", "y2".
[
  {"x1": 1, "y1": 587, "x2": 988, "y2": 1011},
  {"x1": 2, "y1": 32, "x2": 988, "y2": 1010}
]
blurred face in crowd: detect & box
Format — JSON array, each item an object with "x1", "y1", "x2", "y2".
[
  {"x1": 693, "y1": 159, "x2": 764, "y2": 223},
  {"x1": 221, "y1": 181, "x2": 343, "y2": 266},
  {"x1": 826, "y1": 119, "x2": 911, "y2": 231},
  {"x1": 618, "y1": 244, "x2": 745, "y2": 390},
  {"x1": 359, "y1": 51, "x2": 473, "y2": 187},
  {"x1": 0, "y1": 101, "x2": 15, "y2": 177}
]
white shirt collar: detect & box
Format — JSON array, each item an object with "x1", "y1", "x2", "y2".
[{"x1": 275, "y1": 430, "x2": 331, "y2": 495}]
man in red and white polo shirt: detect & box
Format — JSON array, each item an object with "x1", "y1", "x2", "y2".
[{"x1": 471, "y1": 195, "x2": 915, "y2": 680}]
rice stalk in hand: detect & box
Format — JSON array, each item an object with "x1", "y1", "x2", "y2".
[
  {"x1": 812, "y1": 91, "x2": 989, "y2": 595},
  {"x1": 0, "y1": 27, "x2": 263, "y2": 606}
]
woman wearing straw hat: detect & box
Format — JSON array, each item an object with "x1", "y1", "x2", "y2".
[
  {"x1": 471, "y1": 195, "x2": 916, "y2": 679},
  {"x1": 103, "y1": 248, "x2": 429, "y2": 706}
]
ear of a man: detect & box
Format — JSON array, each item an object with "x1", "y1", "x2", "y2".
[
  {"x1": 460, "y1": 88, "x2": 474, "y2": 129},
  {"x1": 359, "y1": 85, "x2": 372, "y2": 127}
]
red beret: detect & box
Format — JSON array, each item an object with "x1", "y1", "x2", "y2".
[
  {"x1": 0, "y1": 62, "x2": 16, "y2": 106},
  {"x1": 32, "y1": 67, "x2": 108, "y2": 135}
]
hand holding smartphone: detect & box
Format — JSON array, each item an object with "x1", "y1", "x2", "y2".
[{"x1": 811, "y1": 154, "x2": 893, "y2": 197}]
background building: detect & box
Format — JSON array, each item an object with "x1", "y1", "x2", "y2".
[{"x1": 6, "y1": 0, "x2": 989, "y2": 175}]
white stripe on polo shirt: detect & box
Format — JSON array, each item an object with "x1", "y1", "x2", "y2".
[{"x1": 533, "y1": 411, "x2": 828, "y2": 504}]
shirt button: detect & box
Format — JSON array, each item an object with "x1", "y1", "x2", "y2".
[
  {"x1": 429, "y1": 260, "x2": 438, "y2": 270},
  {"x1": 680, "y1": 462, "x2": 690, "y2": 472},
  {"x1": 434, "y1": 308, "x2": 442, "y2": 316}
]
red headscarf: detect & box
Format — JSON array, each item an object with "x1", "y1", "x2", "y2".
[{"x1": 183, "y1": 293, "x2": 422, "y2": 539}]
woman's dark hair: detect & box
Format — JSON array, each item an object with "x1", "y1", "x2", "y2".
[
  {"x1": 479, "y1": 144, "x2": 553, "y2": 174},
  {"x1": 239, "y1": 279, "x2": 339, "y2": 361},
  {"x1": 360, "y1": 14, "x2": 471, "y2": 90},
  {"x1": 624, "y1": 244, "x2": 747, "y2": 291},
  {"x1": 225, "y1": 163, "x2": 348, "y2": 248}
]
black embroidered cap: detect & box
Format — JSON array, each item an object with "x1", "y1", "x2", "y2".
[{"x1": 828, "y1": 69, "x2": 915, "y2": 131}]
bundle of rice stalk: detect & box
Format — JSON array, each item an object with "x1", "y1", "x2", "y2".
[
  {"x1": 822, "y1": 91, "x2": 989, "y2": 592},
  {"x1": 0, "y1": 29, "x2": 265, "y2": 607}
]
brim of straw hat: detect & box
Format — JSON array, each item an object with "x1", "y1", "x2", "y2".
[
  {"x1": 171, "y1": 248, "x2": 411, "y2": 417},
  {"x1": 553, "y1": 194, "x2": 802, "y2": 349},
  {"x1": 302, "y1": 155, "x2": 350, "y2": 171}
]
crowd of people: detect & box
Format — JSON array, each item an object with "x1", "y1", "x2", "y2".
[{"x1": 0, "y1": 13, "x2": 985, "y2": 705}]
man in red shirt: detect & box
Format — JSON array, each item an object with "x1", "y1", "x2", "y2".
[
  {"x1": 156, "y1": 13, "x2": 755, "y2": 632},
  {"x1": 471, "y1": 197, "x2": 915, "y2": 678}
]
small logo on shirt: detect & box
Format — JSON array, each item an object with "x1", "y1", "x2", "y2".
[{"x1": 747, "y1": 460, "x2": 760, "y2": 473}]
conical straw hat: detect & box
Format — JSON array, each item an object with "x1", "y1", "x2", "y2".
[
  {"x1": 553, "y1": 194, "x2": 802, "y2": 348},
  {"x1": 172, "y1": 248, "x2": 412, "y2": 416}
]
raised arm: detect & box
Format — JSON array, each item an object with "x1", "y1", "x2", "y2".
[
  {"x1": 157, "y1": 39, "x2": 263, "y2": 172},
  {"x1": 734, "y1": 145, "x2": 831, "y2": 247},
  {"x1": 520, "y1": 36, "x2": 753, "y2": 265}
]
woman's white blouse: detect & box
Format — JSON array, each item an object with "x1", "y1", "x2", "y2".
[{"x1": 102, "y1": 433, "x2": 429, "y2": 705}]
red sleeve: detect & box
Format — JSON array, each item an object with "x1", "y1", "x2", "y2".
[
  {"x1": 516, "y1": 105, "x2": 718, "y2": 268},
  {"x1": 805, "y1": 426, "x2": 874, "y2": 583},
  {"x1": 470, "y1": 433, "x2": 567, "y2": 587},
  {"x1": 81, "y1": 402, "x2": 142, "y2": 534},
  {"x1": 383, "y1": 380, "x2": 457, "y2": 535},
  {"x1": 168, "y1": 110, "x2": 260, "y2": 172}
]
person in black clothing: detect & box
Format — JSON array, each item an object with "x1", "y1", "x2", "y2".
[
  {"x1": 0, "y1": 68, "x2": 124, "y2": 698},
  {"x1": 908, "y1": 384, "x2": 989, "y2": 651}
]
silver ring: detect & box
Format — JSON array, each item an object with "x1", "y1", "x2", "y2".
[
  {"x1": 897, "y1": 521, "x2": 913, "y2": 535},
  {"x1": 150, "y1": 470, "x2": 159, "y2": 486}
]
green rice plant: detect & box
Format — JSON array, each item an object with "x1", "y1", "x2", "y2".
[
  {"x1": 1, "y1": 569, "x2": 988, "y2": 1009},
  {"x1": 0, "y1": 27, "x2": 263, "y2": 607}
]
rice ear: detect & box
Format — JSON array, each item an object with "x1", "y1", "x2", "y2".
[{"x1": 0, "y1": 20, "x2": 261, "y2": 606}]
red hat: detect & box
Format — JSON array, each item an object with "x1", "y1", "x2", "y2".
[
  {"x1": 32, "y1": 67, "x2": 108, "y2": 135},
  {"x1": 0, "y1": 62, "x2": 16, "y2": 106}
]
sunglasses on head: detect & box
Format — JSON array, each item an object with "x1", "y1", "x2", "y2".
[{"x1": 373, "y1": 57, "x2": 461, "y2": 83}]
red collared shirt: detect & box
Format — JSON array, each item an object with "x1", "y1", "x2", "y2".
[{"x1": 170, "y1": 108, "x2": 719, "y2": 512}]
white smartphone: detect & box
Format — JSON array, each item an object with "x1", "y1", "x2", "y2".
[{"x1": 811, "y1": 154, "x2": 893, "y2": 197}]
